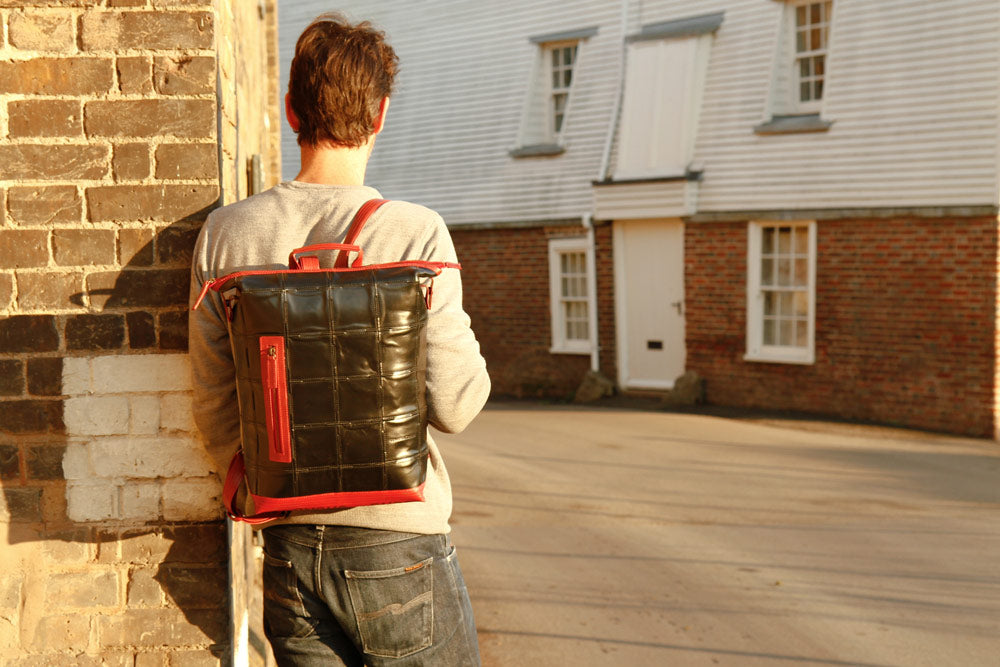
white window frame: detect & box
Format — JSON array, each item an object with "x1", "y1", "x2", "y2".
[
  {"x1": 548, "y1": 236, "x2": 593, "y2": 355},
  {"x1": 787, "y1": 0, "x2": 832, "y2": 114},
  {"x1": 515, "y1": 27, "x2": 596, "y2": 153},
  {"x1": 745, "y1": 221, "x2": 817, "y2": 365},
  {"x1": 546, "y1": 40, "x2": 579, "y2": 140}
]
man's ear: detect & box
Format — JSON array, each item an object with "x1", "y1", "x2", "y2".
[
  {"x1": 372, "y1": 97, "x2": 390, "y2": 135},
  {"x1": 285, "y1": 93, "x2": 300, "y2": 132}
]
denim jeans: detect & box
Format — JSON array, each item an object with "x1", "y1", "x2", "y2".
[{"x1": 261, "y1": 524, "x2": 481, "y2": 666}]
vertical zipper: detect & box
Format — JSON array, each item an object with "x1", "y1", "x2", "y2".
[{"x1": 259, "y1": 336, "x2": 291, "y2": 463}]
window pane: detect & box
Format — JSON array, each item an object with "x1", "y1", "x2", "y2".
[
  {"x1": 800, "y1": 82, "x2": 811, "y2": 102},
  {"x1": 763, "y1": 318, "x2": 776, "y2": 345},
  {"x1": 564, "y1": 69, "x2": 573, "y2": 87},
  {"x1": 800, "y1": 59, "x2": 810, "y2": 78},
  {"x1": 777, "y1": 258, "x2": 792, "y2": 286},
  {"x1": 780, "y1": 319, "x2": 794, "y2": 346},
  {"x1": 778, "y1": 228, "x2": 791, "y2": 253},
  {"x1": 811, "y1": 27, "x2": 822, "y2": 50},
  {"x1": 816, "y1": 79, "x2": 823, "y2": 100},
  {"x1": 796, "y1": 5, "x2": 807, "y2": 26},
  {"x1": 779, "y1": 292, "x2": 794, "y2": 317},
  {"x1": 796, "y1": 31, "x2": 806, "y2": 53},
  {"x1": 794, "y1": 227, "x2": 809, "y2": 253},
  {"x1": 811, "y1": 3, "x2": 822, "y2": 24},
  {"x1": 796, "y1": 320, "x2": 808, "y2": 347},
  {"x1": 560, "y1": 253, "x2": 568, "y2": 273},
  {"x1": 815, "y1": 55, "x2": 825, "y2": 76},
  {"x1": 764, "y1": 291, "x2": 776, "y2": 317},
  {"x1": 794, "y1": 258, "x2": 808, "y2": 286},
  {"x1": 762, "y1": 227, "x2": 775, "y2": 254},
  {"x1": 551, "y1": 50, "x2": 559, "y2": 68},
  {"x1": 761, "y1": 258, "x2": 774, "y2": 286},
  {"x1": 552, "y1": 69, "x2": 561, "y2": 89},
  {"x1": 793, "y1": 290, "x2": 808, "y2": 317}
]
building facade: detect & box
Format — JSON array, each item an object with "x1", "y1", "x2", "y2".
[
  {"x1": 0, "y1": 0, "x2": 280, "y2": 663},
  {"x1": 291, "y1": 0, "x2": 1000, "y2": 437}
]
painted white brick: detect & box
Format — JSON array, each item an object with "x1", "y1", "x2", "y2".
[
  {"x1": 159, "y1": 393, "x2": 196, "y2": 433},
  {"x1": 61, "y1": 443, "x2": 91, "y2": 480},
  {"x1": 62, "y1": 358, "x2": 92, "y2": 396},
  {"x1": 64, "y1": 396, "x2": 130, "y2": 436},
  {"x1": 120, "y1": 483, "x2": 162, "y2": 520},
  {"x1": 162, "y1": 478, "x2": 222, "y2": 521},
  {"x1": 66, "y1": 481, "x2": 118, "y2": 522},
  {"x1": 91, "y1": 354, "x2": 192, "y2": 394},
  {"x1": 90, "y1": 437, "x2": 215, "y2": 479},
  {"x1": 129, "y1": 395, "x2": 160, "y2": 435}
]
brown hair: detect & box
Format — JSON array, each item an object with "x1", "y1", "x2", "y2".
[{"x1": 288, "y1": 13, "x2": 398, "y2": 148}]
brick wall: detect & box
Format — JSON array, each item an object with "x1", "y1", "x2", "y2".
[
  {"x1": 0, "y1": 0, "x2": 279, "y2": 663},
  {"x1": 451, "y1": 224, "x2": 616, "y2": 398},
  {"x1": 686, "y1": 216, "x2": 998, "y2": 436}
]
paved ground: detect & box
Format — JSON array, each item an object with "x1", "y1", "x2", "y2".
[{"x1": 436, "y1": 403, "x2": 1000, "y2": 667}]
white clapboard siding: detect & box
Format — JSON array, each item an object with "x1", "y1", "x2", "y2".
[
  {"x1": 279, "y1": 0, "x2": 624, "y2": 226},
  {"x1": 593, "y1": 180, "x2": 693, "y2": 220},
  {"x1": 280, "y1": 0, "x2": 1000, "y2": 225},
  {"x1": 683, "y1": 0, "x2": 999, "y2": 211}
]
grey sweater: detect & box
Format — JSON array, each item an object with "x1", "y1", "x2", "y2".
[{"x1": 188, "y1": 181, "x2": 490, "y2": 534}]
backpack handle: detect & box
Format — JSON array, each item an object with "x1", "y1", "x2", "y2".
[{"x1": 288, "y1": 243, "x2": 363, "y2": 269}]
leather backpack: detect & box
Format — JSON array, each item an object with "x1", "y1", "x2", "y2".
[{"x1": 193, "y1": 199, "x2": 459, "y2": 523}]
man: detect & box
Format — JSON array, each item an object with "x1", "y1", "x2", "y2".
[{"x1": 188, "y1": 14, "x2": 490, "y2": 666}]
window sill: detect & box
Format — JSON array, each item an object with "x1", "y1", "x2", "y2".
[
  {"x1": 510, "y1": 143, "x2": 566, "y2": 158},
  {"x1": 754, "y1": 114, "x2": 832, "y2": 135},
  {"x1": 550, "y1": 344, "x2": 591, "y2": 355},
  {"x1": 744, "y1": 350, "x2": 815, "y2": 365}
]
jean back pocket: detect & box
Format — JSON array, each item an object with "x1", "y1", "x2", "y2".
[{"x1": 344, "y1": 556, "x2": 434, "y2": 658}]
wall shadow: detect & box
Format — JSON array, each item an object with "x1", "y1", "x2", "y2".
[{"x1": 1, "y1": 216, "x2": 228, "y2": 654}]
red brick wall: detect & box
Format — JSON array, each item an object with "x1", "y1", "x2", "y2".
[
  {"x1": 686, "y1": 217, "x2": 998, "y2": 436},
  {"x1": 451, "y1": 225, "x2": 615, "y2": 398}
]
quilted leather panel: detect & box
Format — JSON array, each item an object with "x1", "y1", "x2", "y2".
[{"x1": 222, "y1": 266, "x2": 436, "y2": 500}]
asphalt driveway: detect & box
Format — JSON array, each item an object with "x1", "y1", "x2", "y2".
[{"x1": 436, "y1": 403, "x2": 1000, "y2": 667}]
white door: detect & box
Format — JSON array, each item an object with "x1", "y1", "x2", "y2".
[{"x1": 614, "y1": 219, "x2": 685, "y2": 390}]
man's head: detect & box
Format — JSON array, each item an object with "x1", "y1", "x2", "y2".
[{"x1": 287, "y1": 13, "x2": 398, "y2": 148}]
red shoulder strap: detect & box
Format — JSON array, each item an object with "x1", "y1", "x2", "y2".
[{"x1": 334, "y1": 199, "x2": 389, "y2": 268}]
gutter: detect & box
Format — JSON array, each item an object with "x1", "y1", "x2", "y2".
[{"x1": 582, "y1": 212, "x2": 600, "y2": 373}]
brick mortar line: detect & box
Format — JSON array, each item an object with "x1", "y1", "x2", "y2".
[
  {"x1": 1, "y1": 94, "x2": 217, "y2": 101},
  {"x1": 12, "y1": 311, "x2": 191, "y2": 318},
  {"x1": 0, "y1": 49, "x2": 216, "y2": 59},
  {"x1": 0, "y1": 179, "x2": 219, "y2": 185},
  {"x1": 0, "y1": 349, "x2": 192, "y2": 362},
  {"x1": 0, "y1": 139, "x2": 214, "y2": 148}
]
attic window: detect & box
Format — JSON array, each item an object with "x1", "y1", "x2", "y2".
[
  {"x1": 511, "y1": 26, "x2": 597, "y2": 158},
  {"x1": 758, "y1": 1, "x2": 834, "y2": 134}
]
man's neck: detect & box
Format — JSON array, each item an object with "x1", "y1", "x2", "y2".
[{"x1": 294, "y1": 139, "x2": 375, "y2": 186}]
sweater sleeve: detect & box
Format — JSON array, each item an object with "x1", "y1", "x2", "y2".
[
  {"x1": 420, "y1": 216, "x2": 491, "y2": 434},
  {"x1": 187, "y1": 223, "x2": 241, "y2": 480}
]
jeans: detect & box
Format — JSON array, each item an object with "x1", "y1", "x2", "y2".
[{"x1": 261, "y1": 524, "x2": 481, "y2": 666}]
